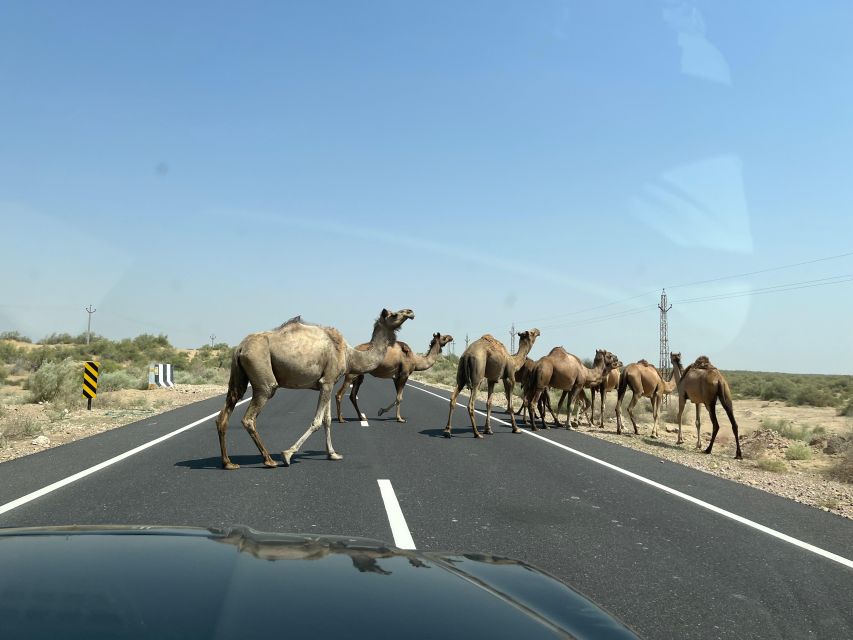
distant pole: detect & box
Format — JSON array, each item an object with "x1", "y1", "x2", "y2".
[
  {"x1": 510, "y1": 323, "x2": 516, "y2": 352},
  {"x1": 465, "y1": 334, "x2": 469, "y2": 350},
  {"x1": 85, "y1": 305, "x2": 97, "y2": 345},
  {"x1": 658, "y1": 288, "x2": 672, "y2": 378},
  {"x1": 210, "y1": 334, "x2": 216, "y2": 347},
  {"x1": 450, "y1": 339, "x2": 456, "y2": 355}
]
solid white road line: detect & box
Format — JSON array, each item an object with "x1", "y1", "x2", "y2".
[
  {"x1": 360, "y1": 413, "x2": 369, "y2": 427},
  {"x1": 377, "y1": 479, "x2": 416, "y2": 550},
  {"x1": 406, "y1": 381, "x2": 853, "y2": 571},
  {"x1": 0, "y1": 398, "x2": 251, "y2": 518}
]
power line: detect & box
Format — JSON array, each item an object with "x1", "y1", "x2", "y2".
[{"x1": 674, "y1": 273, "x2": 853, "y2": 305}]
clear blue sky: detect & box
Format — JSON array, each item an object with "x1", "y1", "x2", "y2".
[{"x1": 2, "y1": 1, "x2": 852, "y2": 373}]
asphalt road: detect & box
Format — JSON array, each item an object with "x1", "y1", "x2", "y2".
[{"x1": 1, "y1": 377, "x2": 851, "y2": 639}]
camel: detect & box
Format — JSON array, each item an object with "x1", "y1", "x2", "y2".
[
  {"x1": 215, "y1": 308, "x2": 415, "y2": 470},
  {"x1": 670, "y1": 352, "x2": 742, "y2": 459},
  {"x1": 335, "y1": 332, "x2": 453, "y2": 423},
  {"x1": 615, "y1": 360, "x2": 677, "y2": 437},
  {"x1": 443, "y1": 329, "x2": 540, "y2": 438},
  {"x1": 589, "y1": 366, "x2": 621, "y2": 428},
  {"x1": 512, "y1": 357, "x2": 554, "y2": 424},
  {"x1": 525, "y1": 348, "x2": 619, "y2": 431}
]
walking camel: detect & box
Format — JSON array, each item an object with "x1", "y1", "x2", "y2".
[
  {"x1": 670, "y1": 352, "x2": 742, "y2": 459},
  {"x1": 443, "y1": 329, "x2": 540, "y2": 438},
  {"x1": 513, "y1": 357, "x2": 555, "y2": 424},
  {"x1": 335, "y1": 332, "x2": 453, "y2": 423},
  {"x1": 215, "y1": 308, "x2": 414, "y2": 470},
  {"x1": 525, "y1": 348, "x2": 619, "y2": 431},
  {"x1": 615, "y1": 360, "x2": 676, "y2": 437},
  {"x1": 590, "y1": 366, "x2": 621, "y2": 428}
]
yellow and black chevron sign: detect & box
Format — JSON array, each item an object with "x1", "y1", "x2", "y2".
[{"x1": 82, "y1": 361, "x2": 100, "y2": 399}]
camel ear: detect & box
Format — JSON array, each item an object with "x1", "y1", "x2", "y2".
[{"x1": 381, "y1": 308, "x2": 390, "y2": 318}]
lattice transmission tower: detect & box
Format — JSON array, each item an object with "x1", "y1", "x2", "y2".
[{"x1": 658, "y1": 289, "x2": 672, "y2": 380}]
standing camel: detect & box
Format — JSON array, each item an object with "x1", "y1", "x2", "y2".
[
  {"x1": 215, "y1": 308, "x2": 414, "y2": 470},
  {"x1": 335, "y1": 332, "x2": 453, "y2": 423},
  {"x1": 590, "y1": 366, "x2": 621, "y2": 428},
  {"x1": 443, "y1": 329, "x2": 540, "y2": 438},
  {"x1": 670, "y1": 352, "x2": 742, "y2": 459},
  {"x1": 526, "y1": 349, "x2": 619, "y2": 431},
  {"x1": 615, "y1": 360, "x2": 677, "y2": 437},
  {"x1": 513, "y1": 357, "x2": 555, "y2": 424}
]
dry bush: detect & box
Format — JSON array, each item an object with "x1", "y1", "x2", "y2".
[
  {"x1": 757, "y1": 458, "x2": 787, "y2": 473},
  {"x1": 785, "y1": 443, "x2": 812, "y2": 460}
]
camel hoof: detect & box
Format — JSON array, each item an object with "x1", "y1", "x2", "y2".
[
  {"x1": 443, "y1": 431, "x2": 453, "y2": 438},
  {"x1": 281, "y1": 450, "x2": 294, "y2": 466},
  {"x1": 703, "y1": 448, "x2": 713, "y2": 455},
  {"x1": 223, "y1": 462, "x2": 240, "y2": 471},
  {"x1": 474, "y1": 433, "x2": 484, "y2": 439},
  {"x1": 511, "y1": 429, "x2": 521, "y2": 434},
  {"x1": 735, "y1": 453, "x2": 743, "y2": 460},
  {"x1": 676, "y1": 439, "x2": 684, "y2": 445},
  {"x1": 484, "y1": 430, "x2": 493, "y2": 435},
  {"x1": 328, "y1": 452, "x2": 343, "y2": 461},
  {"x1": 337, "y1": 417, "x2": 345, "y2": 424},
  {"x1": 397, "y1": 418, "x2": 407, "y2": 423},
  {"x1": 378, "y1": 408, "x2": 386, "y2": 416}
]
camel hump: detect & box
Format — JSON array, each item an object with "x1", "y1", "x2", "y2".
[
  {"x1": 637, "y1": 359, "x2": 653, "y2": 367},
  {"x1": 276, "y1": 315, "x2": 322, "y2": 330},
  {"x1": 693, "y1": 355, "x2": 715, "y2": 369},
  {"x1": 398, "y1": 341, "x2": 413, "y2": 356}
]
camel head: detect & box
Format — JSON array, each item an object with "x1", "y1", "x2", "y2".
[
  {"x1": 517, "y1": 328, "x2": 541, "y2": 343},
  {"x1": 378, "y1": 308, "x2": 415, "y2": 332},
  {"x1": 670, "y1": 352, "x2": 682, "y2": 368},
  {"x1": 605, "y1": 351, "x2": 621, "y2": 370},
  {"x1": 433, "y1": 333, "x2": 454, "y2": 349}
]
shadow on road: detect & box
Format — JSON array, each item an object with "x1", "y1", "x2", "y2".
[{"x1": 175, "y1": 450, "x2": 337, "y2": 470}]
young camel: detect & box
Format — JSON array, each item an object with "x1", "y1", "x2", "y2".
[
  {"x1": 215, "y1": 308, "x2": 414, "y2": 470},
  {"x1": 670, "y1": 352, "x2": 742, "y2": 459},
  {"x1": 443, "y1": 329, "x2": 540, "y2": 438},
  {"x1": 564, "y1": 358, "x2": 623, "y2": 427},
  {"x1": 615, "y1": 360, "x2": 677, "y2": 437},
  {"x1": 512, "y1": 357, "x2": 555, "y2": 424},
  {"x1": 590, "y1": 366, "x2": 621, "y2": 428},
  {"x1": 526, "y1": 348, "x2": 618, "y2": 431},
  {"x1": 335, "y1": 332, "x2": 453, "y2": 423}
]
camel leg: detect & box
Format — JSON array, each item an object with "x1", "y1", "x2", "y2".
[
  {"x1": 240, "y1": 386, "x2": 278, "y2": 468},
  {"x1": 694, "y1": 404, "x2": 702, "y2": 449},
  {"x1": 443, "y1": 384, "x2": 463, "y2": 438},
  {"x1": 503, "y1": 378, "x2": 521, "y2": 433},
  {"x1": 322, "y1": 387, "x2": 343, "y2": 461},
  {"x1": 564, "y1": 388, "x2": 580, "y2": 430},
  {"x1": 589, "y1": 388, "x2": 597, "y2": 426},
  {"x1": 216, "y1": 389, "x2": 244, "y2": 470},
  {"x1": 720, "y1": 394, "x2": 742, "y2": 459},
  {"x1": 378, "y1": 375, "x2": 408, "y2": 422},
  {"x1": 615, "y1": 390, "x2": 625, "y2": 435},
  {"x1": 540, "y1": 392, "x2": 554, "y2": 430},
  {"x1": 334, "y1": 375, "x2": 351, "y2": 423},
  {"x1": 483, "y1": 380, "x2": 496, "y2": 435},
  {"x1": 349, "y1": 375, "x2": 366, "y2": 422},
  {"x1": 282, "y1": 385, "x2": 333, "y2": 466},
  {"x1": 675, "y1": 395, "x2": 687, "y2": 444},
  {"x1": 468, "y1": 383, "x2": 483, "y2": 438},
  {"x1": 650, "y1": 393, "x2": 660, "y2": 438},
  {"x1": 704, "y1": 398, "x2": 721, "y2": 456},
  {"x1": 529, "y1": 389, "x2": 544, "y2": 431},
  {"x1": 553, "y1": 390, "x2": 569, "y2": 428},
  {"x1": 599, "y1": 387, "x2": 606, "y2": 428},
  {"x1": 626, "y1": 392, "x2": 640, "y2": 435}
]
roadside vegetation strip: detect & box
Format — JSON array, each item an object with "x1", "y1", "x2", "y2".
[
  {"x1": 377, "y1": 479, "x2": 416, "y2": 550},
  {"x1": 0, "y1": 398, "x2": 251, "y2": 518},
  {"x1": 405, "y1": 380, "x2": 853, "y2": 571}
]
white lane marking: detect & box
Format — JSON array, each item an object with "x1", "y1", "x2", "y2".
[
  {"x1": 0, "y1": 398, "x2": 251, "y2": 518},
  {"x1": 377, "y1": 479, "x2": 416, "y2": 550},
  {"x1": 360, "y1": 413, "x2": 369, "y2": 427},
  {"x1": 406, "y1": 381, "x2": 853, "y2": 570}
]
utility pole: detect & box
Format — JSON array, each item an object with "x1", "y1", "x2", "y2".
[
  {"x1": 465, "y1": 334, "x2": 469, "y2": 350},
  {"x1": 210, "y1": 334, "x2": 216, "y2": 347},
  {"x1": 450, "y1": 339, "x2": 456, "y2": 355},
  {"x1": 658, "y1": 288, "x2": 672, "y2": 383},
  {"x1": 510, "y1": 323, "x2": 516, "y2": 353},
  {"x1": 85, "y1": 305, "x2": 96, "y2": 345}
]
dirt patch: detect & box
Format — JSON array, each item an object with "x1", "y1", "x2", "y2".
[
  {"x1": 0, "y1": 384, "x2": 226, "y2": 464},
  {"x1": 412, "y1": 376, "x2": 853, "y2": 520}
]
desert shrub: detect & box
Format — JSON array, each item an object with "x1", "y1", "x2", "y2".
[
  {"x1": 761, "y1": 418, "x2": 813, "y2": 442},
  {"x1": 26, "y1": 359, "x2": 82, "y2": 407},
  {"x1": 756, "y1": 458, "x2": 787, "y2": 473},
  {"x1": 0, "y1": 365, "x2": 7, "y2": 386},
  {"x1": 840, "y1": 400, "x2": 853, "y2": 417},
  {"x1": 174, "y1": 367, "x2": 228, "y2": 385},
  {"x1": 663, "y1": 403, "x2": 681, "y2": 424},
  {"x1": 0, "y1": 412, "x2": 42, "y2": 439},
  {"x1": 99, "y1": 369, "x2": 147, "y2": 391},
  {"x1": 0, "y1": 331, "x2": 31, "y2": 343},
  {"x1": 830, "y1": 445, "x2": 853, "y2": 484},
  {"x1": 414, "y1": 355, "x2": 458, "y2": 386},
  {"x1": 785, "y1": 443, "x2": 812, "y2": 460}
]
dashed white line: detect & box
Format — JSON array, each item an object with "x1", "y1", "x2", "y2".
[
  {"x1": 377, "y1": 479, "x2": 416, "y2": 550},
  {"x1": 406, "y1": 381, "x2": 853, "y2": 571},
  {"x1": 0, "y1": 398, "x2": 251, "y2": 518}
]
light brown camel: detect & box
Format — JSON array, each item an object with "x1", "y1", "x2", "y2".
[
  {"x1": 670, "y1": 352, "x2": 742, "y2": 459},
  {"x1": 525, "y1": 348, "x2": 619, "y2": 431},
  {"x1": 589, "y1": 366, "x2": 621, "y2": 428},
  {"x1": 215, "y1": 308, "x2": 414, "y2": 470},
  {"x1": 512, "y1": 357, "x2": 554, "y2": 424},
  {"x1": 335, "y1": 332, "x2": 453, "y2": 423},
  {"x1": 443, "y1": 329, "x2": 540, "y2": 438},
  {"x1": 564, "y1": 357, "x2": 623, "y2": 427},
  {"x1": 615, "y1": 360, "x2": 677, "y2": 437}
]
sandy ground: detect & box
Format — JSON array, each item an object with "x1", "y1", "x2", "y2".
[
  {"x1": 411, "y1": 375, "x2": 853, "y2": 520},
  {"x1": 0, "y1": 384, "x2": 226, "y2": 465}
]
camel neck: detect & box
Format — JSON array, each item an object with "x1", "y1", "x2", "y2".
[
  {"x1": 413, "y1": 339, "x2": 442, "y2": 372},
  {"x1": 511, "y1": 337, "x2": 534, "y2": 368},
  {"x1": 347, "y1": 322, "x2": 395, "y2": 374}
]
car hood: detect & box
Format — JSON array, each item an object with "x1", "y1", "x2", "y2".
[{"x1": 0, "y1": 525, "x2": 639, "y2": 639}]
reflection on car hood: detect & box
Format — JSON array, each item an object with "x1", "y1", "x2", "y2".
[{"x1": 0, "y1": 525, "x2": 639, "y2": 639}]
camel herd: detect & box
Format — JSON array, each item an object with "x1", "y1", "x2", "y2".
[{"x1": 216, "y1": 309, "x2": 742, "y2": 470}]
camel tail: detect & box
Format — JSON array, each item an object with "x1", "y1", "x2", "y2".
[
  {"x1": 616, "y1": 367, "x2": 629, "y2": 403},
  {"x1": 224, "y1": 347, "x2": 250, "y2": 408},
  {"x1": 719, "y1": 378, "x2": 735, "y2": 412},
  {"x1": 456, "y1": 354, "x2": 475, "y2": 391}
]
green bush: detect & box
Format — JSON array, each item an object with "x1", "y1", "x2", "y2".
[
  {"x1": 840, "y1": 400, "x2": 853, "y2": 417},
  {"x1": 0, "y1": 331, "x2": 32, "y2": 343},
  {"x1": 99, "y1": 369, "x2": 147, "y2": 391},
  {"x1": 0, "y1": 412, "x2": 42, "y2": 439},
  {"x1": 785, "y1": 443, "x2": 812, "y2": 460},
  {"x1": 761, "y1": 418, "x2": 813, "y2": 442},
  {"x1": 831, "y1": 445, "x2": 853, "y2": 484},
  {"x1": 26, "y1": 359, "x2": 82, "y2": 408},
  {"x1": 756, "y1": 458, "x2": 787, "y2": 473}
]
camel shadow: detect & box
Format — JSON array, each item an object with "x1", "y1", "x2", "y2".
[
  {"x1": 419, "y1": 428, "x2": 453, "y2": 438},
  {"x1": 175, "y1": 450, "x2": 334, "y2": 470}
]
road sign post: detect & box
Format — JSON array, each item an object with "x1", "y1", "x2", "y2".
[{"x1": 82, "y1": 361, "x2": 99, "y2": 410}]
